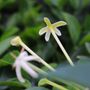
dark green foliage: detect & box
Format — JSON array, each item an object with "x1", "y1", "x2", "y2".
[{"x1": 0, "y1": 0, "x2": 90, "y2": 90}]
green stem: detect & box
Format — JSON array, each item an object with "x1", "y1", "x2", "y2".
[
  {"x1": 51, "y1": 30, "x2": 74, "y2": 66},
  {"x1": 20, "y1": 41, "x2": 55, "y2": 71},
  {"x1": 39, "y1": 78, "x2": 68, "y2": 90},
  {"x1": 28, "y1": 63, "x2": 48, "y2": 75},
  {"x1": 46, "y1": 80, "x2": 68, "y2": 90}
]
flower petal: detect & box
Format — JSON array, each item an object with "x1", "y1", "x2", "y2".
[
  {"x1": 16, "y1": 66, "x2": 25, "y2": 83},
  {"x1": 55, "y1": 28, "x2": 61, "y2": 36},
  {"x1": 45, "y1": 31, "x2": 51, "y2": 42},
  {"x1": 21, "y1": 61, "x2": 38, "y2": 78},
  {"x1": 53, "y1": 21, "x2": 67, "y2": 28},
  {"x1": 23, "y1": 56, "x2": 38, "y2": 62},
  {"x1": 39, "y1": 27, "x2": 47, "y2": 35},
  {"x1": 44, "y1": 17, "x2": 52, "y2": 27},
  {"x1": 19, "y1": 51, "x2": 28, "y2": 57}
]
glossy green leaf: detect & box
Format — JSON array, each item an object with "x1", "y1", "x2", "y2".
[
  {"x1": 0, "y1": 0, "x2": 15, "y2": 10},
  {"x1": 82, "y1": 0, "x2": 90, "y2": 8},
  {"x1": 62, "y1": 12, "x2": 81, "y2": 44},
  {"x1": 69, "y1": 0, "x2": 80, "y2": 9},
  {"x1": 77, "y1": 56, "x2": 90, "y2": 64},
  {"x1": 38, "y1": 78, "x2": 68, "y2": 90},
  {"x1": 0, "y1": 37, "x2": 14, "y2": 55},
  {"x1": 69, "y1": 0, "x2": 90, "y2": 9},
  {"x1": 48, "y1": 63, "x2": 90, "y2": 88},
  {"x1": 0, "y1": 81, "x2": 23, "y2": 87},
  {"x1": 0, "y1": 59, "x2": 10, "y2": 67},
  {"x1": 45, "y1": 0, "x2": 67, "y2": 7},
  {"x1": 0, "y1": 78, "x2": 31, "y2": 88},
  {"x1": 0, "y1": 27, "x2": 19, "y2": 41},
  {"x1": 79, "y1": 33, "x2": 90, "y2": 45},
  {"x1": 85, "y1": 43, "x2": 90, "y2": 53},
  {"x1": 52, "y1": 87, "x2": 59, "y2": 90},
  {"x1": 38, "y1": 78, "x2": 48, "y2": 86},
  {"x1": 6, "y1": 14, "x2": 20, "y2": 28},
  {"x1": 0, "y1": 50, "x2": 19, "y2": 67},
  {"x1": 21, "y1": 25, "x2": 41, "y2": 39},
  {"x1": 26, "y1": 87, "x2": 49, "y2": 90},
  {"x1": 84, "y1": 15, "x2": 90, "y2": 31}
]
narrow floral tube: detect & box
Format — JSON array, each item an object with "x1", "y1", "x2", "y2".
[
  {"x1": 39, "y1": 17, "x2": 74, "y2": 66},
  {"x1": 51, "y1": 30, "x2": 74, "y2": 66},
  {"x1": 10, "y1": 36, "x2": 55, "y2": 71},
  {"x1": 20, "y1": 42, "x2": 55, "y2": 71}
]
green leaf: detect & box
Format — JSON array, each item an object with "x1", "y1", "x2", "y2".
[
  {"x1": 0, "y1": 78, "x2": 31, "y2": 88},
  {"x1": 38, "y1": 78, "x2": 68, "y2": 90},
  {"x1": 0, "y1": 50, "x2": 19, "y2": 67},
  {"x1": 26, "y1": 87, "x2": 49, "y2": 90},
  {"x1": 79, "y1": 33, "x2": 90, "y2": 45},
  {"x1": 77, "y1": 56, "x2": 90, "y2": 64},
  {"x1": 69, "y1": 0, "x2": 80, "y2": 9},
  {"x1": 6, "y1": 14, "x2": 20, "y2": 28},
  {"x1": 62, "y1": 12, "x2": 81, "y2": 44},
  {"x1": 21, "y1": 25, "x2": 41, "y2": 39},
  {"x1": 42, "y1": 63, "x2": 58, "y2": 72},
  {"x1": 44, "y1": 0, "x2": 60, "y2": 6},
  {"x1": 69, "y1": 0, "x2": 90, "y2": 10},
  {"x1": 53, "y1": 87, "x2": 59, "y2": 90},
  {"x1": 48, "y1": 63, "x2": 90, "y2": 88},
  {"x1": 0, "y1": 0, "x2": 15, "y2": 10},
  {"x1": 38, "y1": 78, "x2": 48, "y2": 86},
  {"x1": 2, "y1": 50, "x2": 19, "y2": 65},
  {"x1": 85, "y1": 43, "x2": 90, "y2": 53},
  {"x1": 0, "y1": 37, "x2": 14, "y2": 55},
  {"x1": 82, "y1": 0, "x2": 90, "y2": 8},
  {"x1": 0, "y1": 27, "x2": 19, "y2": 41},
  {"x1": 84, "y1": 15, "x2": 90, "y2": 31},
  {"x1": 0, "y1": 59, "x2": 10, "y2": 67}
]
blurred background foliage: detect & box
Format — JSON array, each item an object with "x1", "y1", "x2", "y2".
[{"x1": 0, "y1": 0, "x2": 90, "y2": 90}]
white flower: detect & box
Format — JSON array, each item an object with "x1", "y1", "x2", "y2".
[
  {"x1": 11, "y1": 36, "x2": 55, "y2": 71},
  {"x1": 13, "y1": 51, "x2": 39, "y2": 83},
  {"x1": 39, "y1": 17, "x2": 67, "y2": 41},
  {"x1": 39, "y1": 17, "x2": 74, "y2": 66}
]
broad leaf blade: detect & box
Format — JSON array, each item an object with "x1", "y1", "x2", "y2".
[
  {"x1": 48, "y1": 63, "x2": 90, "y2": 88},
  {"x1": 0, "y1": 78, "x2": 31, "y2": 88},
  {"x1": 62, "y1": 12, "x2": 81, "y2": 44},
  {"x1": 26, "y1": 87, "x2": 49, "y2": 90},
  {"x1": 0, "y1": 37, "x2": 14, "y2": 55},
  {"x1": 0, "y1": 27, "x2": 19, "y2": 41},
  {"x1": 85, "y1": 43, "x2": 90, "y2": 54},
  {"x1": 79, "y1": 33, "x2": 90, "y2": 45}
]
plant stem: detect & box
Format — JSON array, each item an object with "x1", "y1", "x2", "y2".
[
  {"x1": 20, "y1": 41, "x2": 55, "y2": 71},
  {"x1": 46, "y1": 80, "x2": 68, "y2": 90},
  {"x1": 28, "y1": 63, "x2": 48, "y2": 75},
  {"x1": 51, "y1": 30, "x2": 74, "y2": 66},
  {"x1": 39, "y1": 78, "x2": 68, "y2": 90}
]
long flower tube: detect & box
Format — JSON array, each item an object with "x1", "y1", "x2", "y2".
[
  {"x1": 10, "y1": 36, "x2": 55, "y2": 71},
  {"x1": 39, "y1": 17, "x2": 74, "y2": 66}
]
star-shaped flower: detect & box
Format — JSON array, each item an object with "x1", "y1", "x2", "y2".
[
  {"x1": 39, "y1": 17, "x2": 67, "y2": 41},
  {"x1": 13, "y1": 51, "x2": 39, "y2": 83},
  {"x1": 11, "y1": 36, "x2": 55, "y2": 71},
  {"x1": 39, "y1": 17, "x2": 74, "y2": 66}
]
